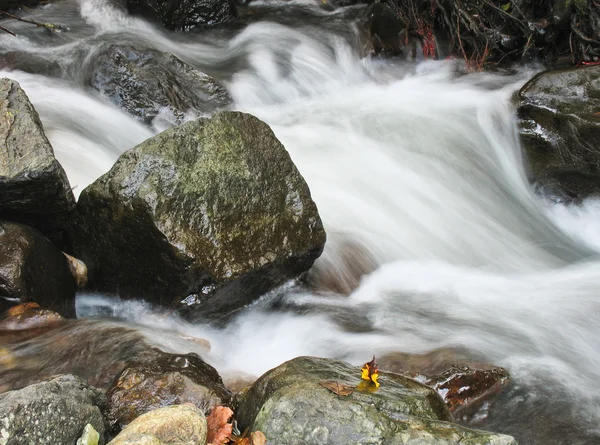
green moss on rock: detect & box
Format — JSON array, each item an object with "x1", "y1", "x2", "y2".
[
  {"x1": 235, "y1": 356, "x2": 517, "y2": 445},
  {"x1": 69, "y1": 111, "x2": 325, "y2": 319}
]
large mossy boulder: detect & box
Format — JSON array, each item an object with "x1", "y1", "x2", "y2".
[
  {"x1": 90, "y1": 46, "x2": 231, "y2": 128},
  {"x1": 235, "y1": 356, "x2": 517, "y2": 445},
  {"x1": 0, "y1": 220, "x2": 76, "y2": 317},
  {"x1": 0, "y1": 375, "x2": 106, "y2": 445},
  {"x1": 518, "y1": 65, "x2": 600, "y2": 199},
  {"x1": 69, "y1": 111, "x2": 325, "y2": 320},
  {"x1": 106, "y1": 353, "x2": 232, "y2": 433},
  {"x1": 125, "y1": 0, "x2": 235, "y2": 31},
  {"x1": 0, "y1": 78, "x2": 75, "y2": 241}
]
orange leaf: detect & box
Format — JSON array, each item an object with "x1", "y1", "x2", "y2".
[
  {"x1": 206, "y1": 405, "x2": 233, "y2": 445},
  {"x1": 319, "y1": 380, "x2": 354, "y2": 396}
]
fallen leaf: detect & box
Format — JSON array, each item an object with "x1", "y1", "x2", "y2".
[
  {"x1": 250, "y1": 431, "x2": 267, "y2": 445},
  {"x1": 206, "y1": 405, "x2": 234, "y2": 445},
  {"x1": 319, "y1": 380, "x2": 354, "y2": 396},
  {"x1": 361, "y1": 356, "x2": 380, "y2": 388},
  {"x1": 6, "y1": 302, "x2": 40, "y2": 317}
]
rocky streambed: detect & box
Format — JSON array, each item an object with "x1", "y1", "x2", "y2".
[{"x1": 1, "y1": 1, "x2": 600, "y2": 445}]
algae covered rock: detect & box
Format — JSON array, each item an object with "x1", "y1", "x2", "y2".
[
  {"x1": 0, "y1": 375, "x2": 106, "y2": 445},
  {"x1": 518, "y1": 65, "x2": 600, "y2": 199},
  {"x1": 69, "y1": 111, "x2": 325, "y2": 320},
  {"x1": 235, "y1": 356, "x2": 517, "y2": 445},
  {"x1": 0, "y1": 220, "x2": 76, "y2": 317},
  {"x1": 0, "y1": 78, "x2": 75, "y2": 241},
  {"x1": 106, "y1": 353, "x2": 232, "y2": 433},
  {"x1": 107, "y1": 405, "x2": 207, "y2": 445}
]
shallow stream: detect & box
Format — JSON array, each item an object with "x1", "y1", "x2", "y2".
[{"x1": 2, "y1": 1, "x2": 600, "y2": 443}]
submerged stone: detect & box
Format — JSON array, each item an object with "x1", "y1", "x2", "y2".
[
  {"x1": 379, "y1": 349, "x2": 511, "y2": 423},
  {"x1": 69, "y1": 111, "x2": 325, "y2": 320}
]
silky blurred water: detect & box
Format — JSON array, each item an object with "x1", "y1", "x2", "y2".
[{"x1": 2, "y1": 1, "x2": 600, "y2": 443}]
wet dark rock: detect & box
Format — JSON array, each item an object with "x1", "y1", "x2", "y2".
[
  {"x1": 106, "y1": 352, "x2": 232, "y2": 433},
  {"x1": 518, "y1": 65, "x2": 600, "y2": 199},
  {"x1": 125, "y1": 0, "x2": 235, "y2": 31},
  {"x1": 234, "y1": 356, "x2": 517, "y2": 445},
  {"x1": 0, "y1": 78, "x2": 75, "y2": 242},
  {"x1": 362, "y1": 2, "x2": 406, "y2": 57},
  {"x1": 379, "y1": 350, "x2": 511, "y2": 424},
  {"x1": 89, "y1": 45, "x2": 231, "y2": 128},
  {"x1": 0, "y1": 375, "x2": 106, "y2": 445},
  {"x1": 418, "y1": 365, "x2": 510, "y2": 422},
  {"x1": 69, "y1": 111, "x2": 325, "y2": 320},
  {"x1": 0, "y1": 220, "x2": 76, "y2": 317},
  {"x1": 0, "y1": 0, "x2": 45, "y2": 11}
]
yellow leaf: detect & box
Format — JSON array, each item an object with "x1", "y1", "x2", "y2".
[{"x1": 361, "y1": 356, "x2": 380, "y2": 388}]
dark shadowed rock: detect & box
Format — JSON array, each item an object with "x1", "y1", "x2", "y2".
[
  {"x1": 0, "y1": 220, "x2": 76, "y2": 317},
  {"x1": 0, "y1": 78, "x2": 75, "y2": 242},
  {"x1": 0, "y1": 375, "x2": 106, "y2": 445},
  {"x1": 0, "y1": 0, "x2": 44, "y2": 11},
  {"x1": 90, "y1": 46, "x2": 231, "y2": 127},
  {"x1": 125, "y1": 0, "x2": 235, "y2": 31},
  {"x1": 362, "y1": 2, "x2": 406, "y2": 57},
  {"x1": 518, "y1": 65, "x2": 600, "y2": 199},
  {"x1": 106, "y1": 352, "x2": 231, "y2": 433},
  {"x1": 69, "y1": 111, "x2": 325, "y2": 320},
  {"x1": 234, "y1": 356, "x2": 517, "y2": 445}
]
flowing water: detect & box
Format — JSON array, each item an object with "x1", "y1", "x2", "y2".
[{"x1": 2, "y1": 1, "x2": 600, "y2": 443}]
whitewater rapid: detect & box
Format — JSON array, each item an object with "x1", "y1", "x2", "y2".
[{"x1": 2, "y1": 0, "x2": 600, "y2": 443}]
